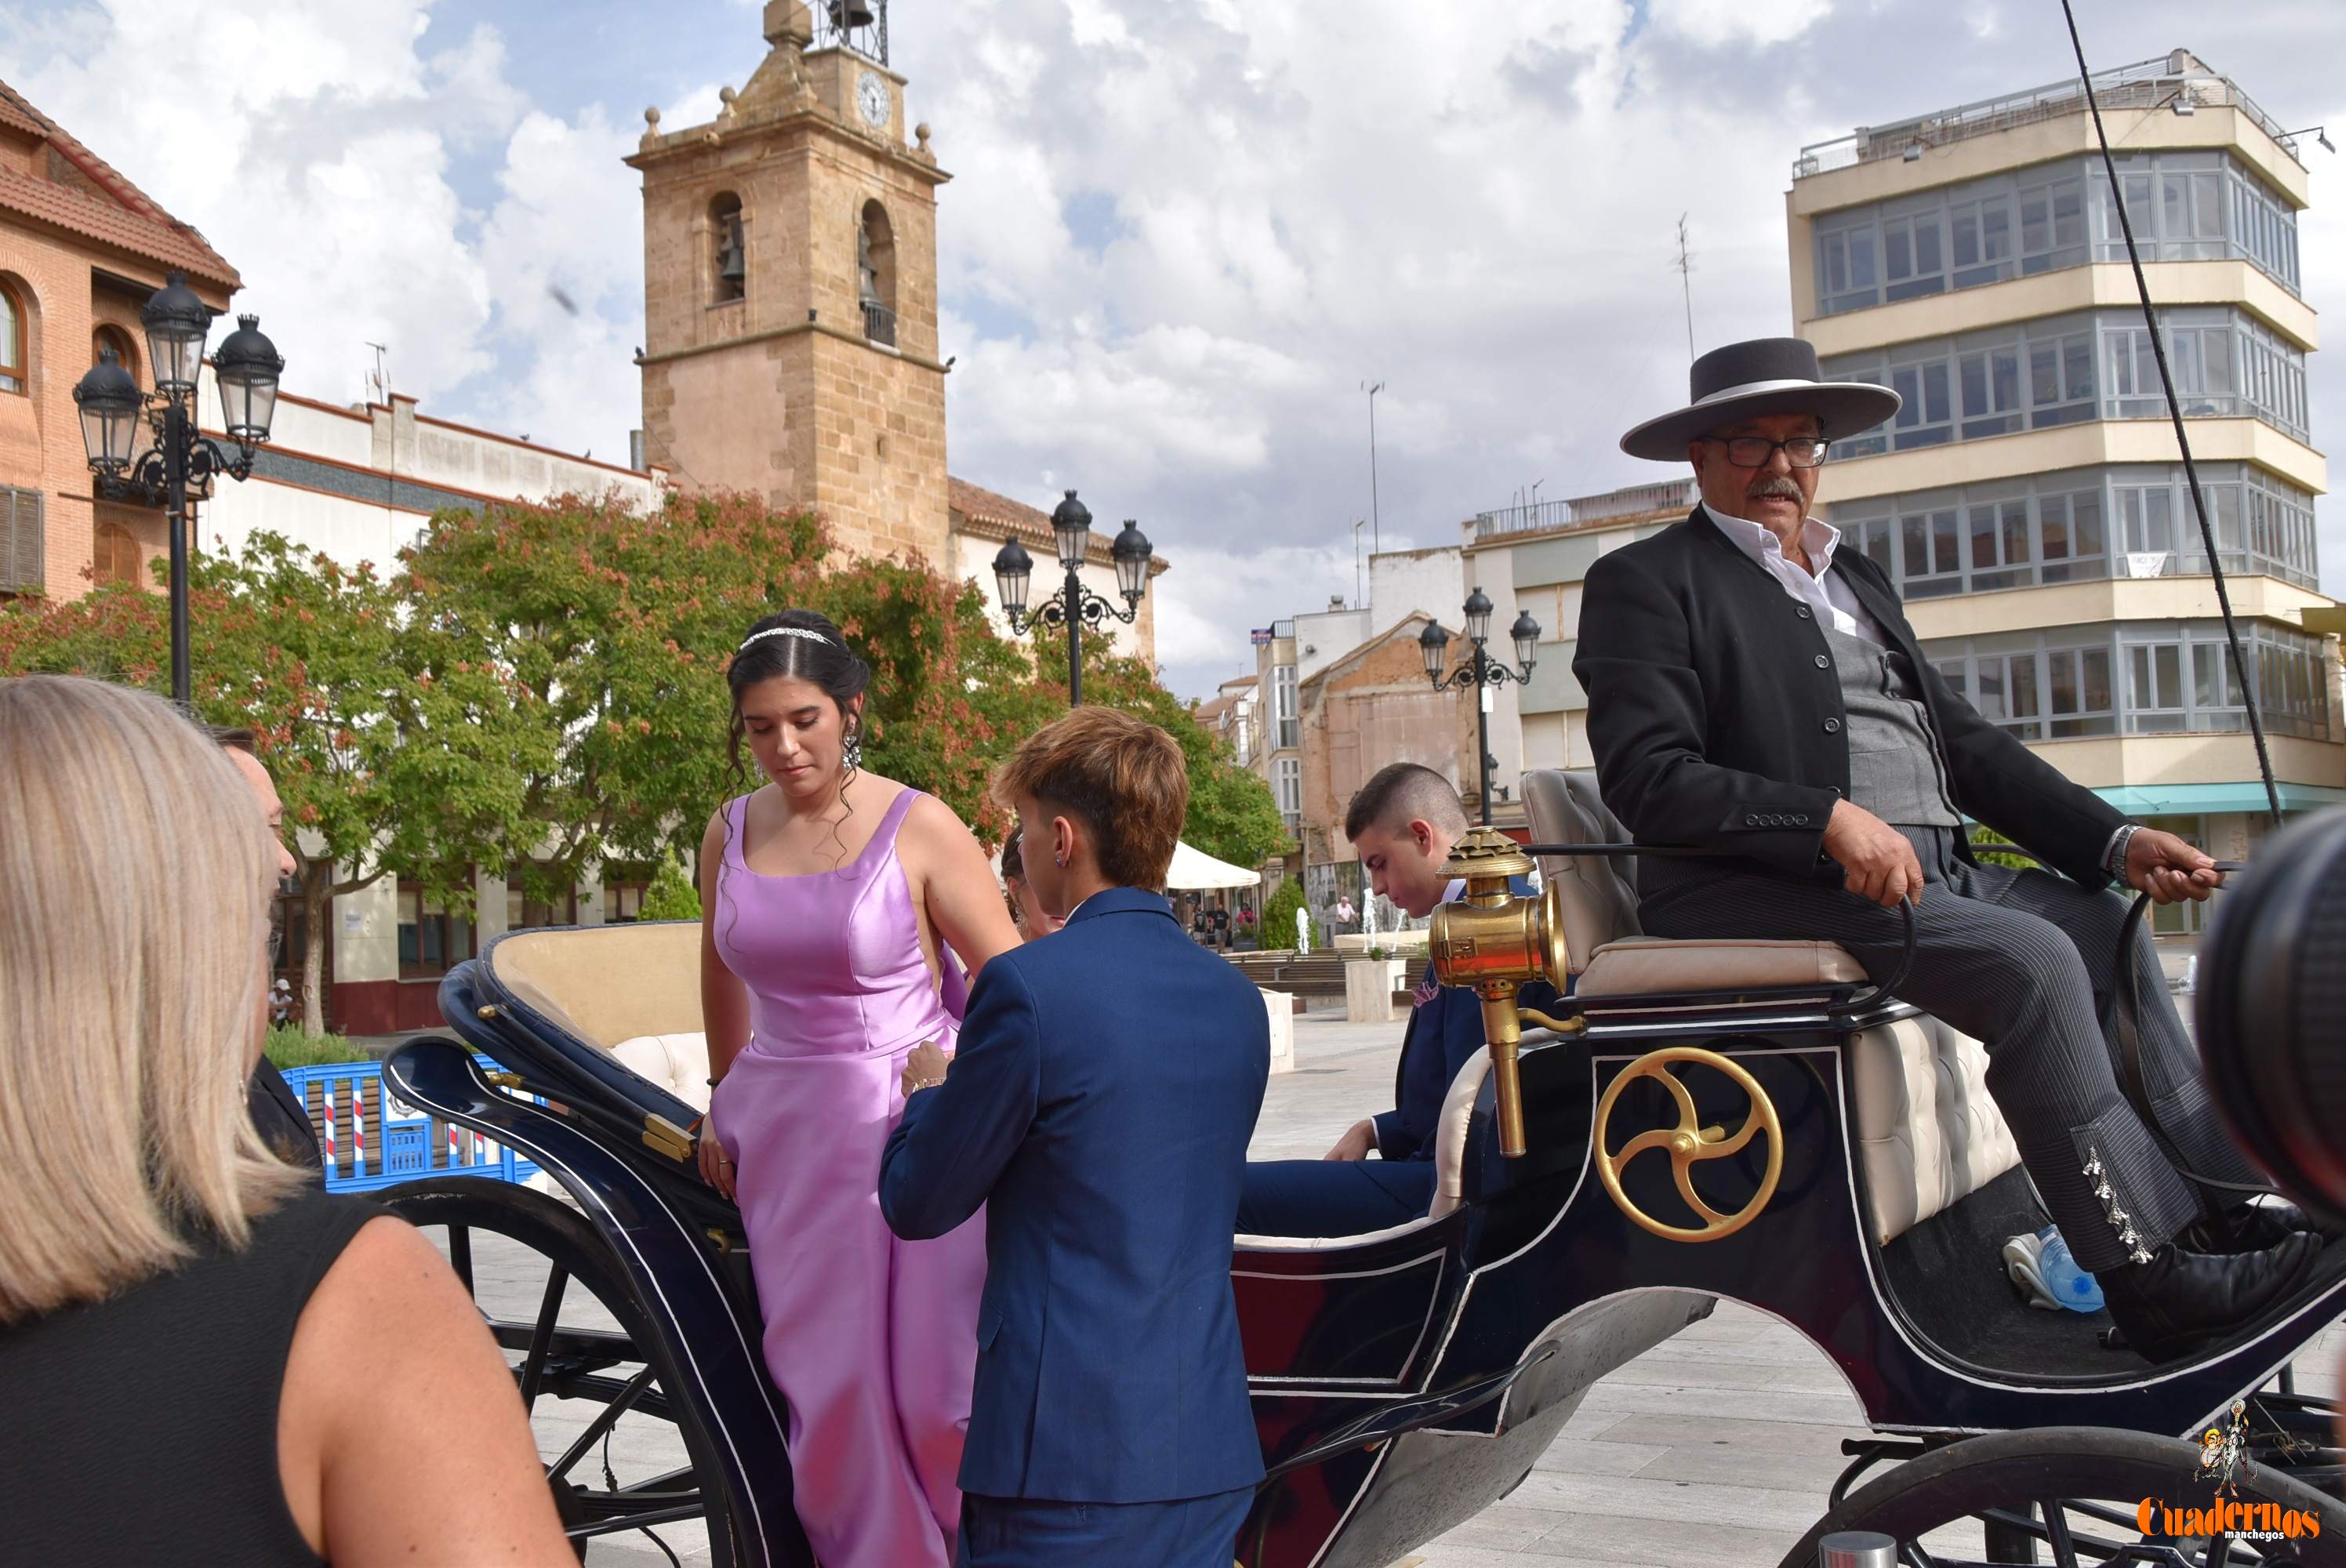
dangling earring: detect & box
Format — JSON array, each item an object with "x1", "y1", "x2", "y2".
[{"x1": 844, "y1": 721, "x2": 864, "y2": 771}]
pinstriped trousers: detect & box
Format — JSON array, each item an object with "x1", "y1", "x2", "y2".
[{"x1": 1640, "y1": 827, "x2": 2257, "y2": 1273}]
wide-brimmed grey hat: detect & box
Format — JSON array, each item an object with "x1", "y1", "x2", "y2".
[{"x1": 1620, "y1": 336, "x2": 1902, "y2": 462}]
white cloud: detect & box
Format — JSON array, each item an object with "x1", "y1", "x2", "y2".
[{"x1": 1647, "y1": 0, "x2": 1833, "y2": 49}]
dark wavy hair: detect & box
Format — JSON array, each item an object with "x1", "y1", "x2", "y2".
[{"x1": 716, "y1": 611, "x2": 875, "y2": 943}]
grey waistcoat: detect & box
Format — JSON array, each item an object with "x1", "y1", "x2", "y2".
[{"x1": 1825, "y1": 623, "x2": 1961, "y2": 828}]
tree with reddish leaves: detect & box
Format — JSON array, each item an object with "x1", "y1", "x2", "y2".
[{"x1": 0, "y1": 533, "x2": 540, "y2": 1034}]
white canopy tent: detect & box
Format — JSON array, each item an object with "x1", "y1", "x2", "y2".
[{"x1": 1160, "y1": 840, "x2": 1262, "y2": 891}]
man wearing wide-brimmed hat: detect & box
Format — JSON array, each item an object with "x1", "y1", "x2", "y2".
[{"x1": 1574, "y1": 336, "x2": 2323, "y2": 1362}]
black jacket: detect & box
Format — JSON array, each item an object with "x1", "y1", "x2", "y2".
[{"x1": 1572, "y1": 510, "x2": 2125, "y2": 888}]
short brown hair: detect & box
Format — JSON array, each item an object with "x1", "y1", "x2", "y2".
[
  {"x1": 205, "y1": 724, "x2": 257, "y2": 755},
  {"x1": 1344, "y1": 761, "x2": 1466, "y2": 843},
  {"x1": 992, "y1": 707, "x2": 1186, "y2": 889}
]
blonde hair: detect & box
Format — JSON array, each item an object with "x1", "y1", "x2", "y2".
[
  {"x1": 991, "y1": 706, "x2": 1188, "y2": 889},
  {"x1": 0, "y1": 676, "x2": 300, "y2": 1323}
]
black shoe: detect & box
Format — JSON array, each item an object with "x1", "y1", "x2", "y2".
[
  {"x1": 2181, "y1": 1197, "x2": 2346, "y2": 1254},
  {"x1": 2097, "y1": 1232, "x2": 2322, "y2": 1364}
]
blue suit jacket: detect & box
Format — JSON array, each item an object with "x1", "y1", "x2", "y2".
[
  {"x1": 1371, "y1": 877, "x2": 1563, "y2": 1163},
  {"x1": 878, "y1": 887, "x2": 1270, "y2": 1504}
]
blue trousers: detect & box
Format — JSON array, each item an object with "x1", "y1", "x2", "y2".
[
  {"x1": 957, "y1": 1486, "x2": 1253, "y2": 1566},
  {"x1": 1235, "y1": 1157, "x2": 1434, "y2": 1237}
]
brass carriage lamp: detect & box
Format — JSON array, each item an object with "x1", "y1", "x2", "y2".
[{"x1": 1427, "y1": 826, "x2": 1574, "y2": 1158}]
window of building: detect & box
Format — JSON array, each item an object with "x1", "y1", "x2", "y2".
[
  {"x1": 858, "y1": 199, "x2": 897, "y2": 347},
  {"x1": 92, "y1": 324, "x2": 136, "y2": 380},
  {"x1": 1273, "y1": 755, "x2": 1301, "y2": 831},
  {"x1": 0, "y1": 485, "x2": 43, "y2": 595},
  {"x1": 506, "y1": 880, "x2": 577, "y2": 931},
  {"x1": 1826, "y1": 464, "x2": 2316, "y2": 599},
  {"x1": 0, "y1": 281, "x2": 25, "y2": 395},
  {"x1": 1273, "y1": 662, "x2": 1299, "y2": 750},
  {"x1": 1824, "y1": 308, "x2": 2308, "y2": 457},
  {"x1": 397, "y1": 886, "x2": 474, "y2": 979},
  {"x1": 1932, "y1": 622, "x2": 2330, "y2": 744},
  {"x1": 605, "y1": 881, "x2": 648, "y2": 924},
  {"x1": 710, "y1": 192, "x2": 746, "y2": 305},
  {"x1": 1814, "y1": 153, "x2": 2301, "y2": 318},
  {"x1": 92, "y1": 521, "x2": 141, "y2": 587}
]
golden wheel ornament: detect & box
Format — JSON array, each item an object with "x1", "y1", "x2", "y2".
[{"x1": 1593, "y1": 1045, "x2": 1782, "y2": 1242}]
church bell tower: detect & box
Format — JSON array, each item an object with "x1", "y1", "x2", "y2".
[{"x1": 628, "y1": 0, "x2": 950, "y2": 563}]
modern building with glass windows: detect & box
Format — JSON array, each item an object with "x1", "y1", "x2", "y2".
[{"x1": 1789, "y1": 49, "x2": 2343, "y2": 938}]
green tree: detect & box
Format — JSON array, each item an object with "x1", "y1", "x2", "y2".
[
  {"x1": 401, "y1": 488, "x2": 1042, "y2": 889},
  {"x1": 1262, "y1": 877, "x2": 1319, "y2": 953},
  {"x1": 0, "y1": 533, "x2": 543, "y2": 1033},
  {"x1": 638, "y1": 851, "x2": 703, "y2": 921}
]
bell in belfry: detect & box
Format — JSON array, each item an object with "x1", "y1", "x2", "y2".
[
  {"x1": 828, "y1": 0, "x2": 876, "y2": 28},
  {"x1": 717, "y1": 213, "x2": 746, "y2": 286}
]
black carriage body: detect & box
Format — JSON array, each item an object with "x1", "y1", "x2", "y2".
[{"x1": 388, "y1": 929, "x2": 2346, "y2": 1568}]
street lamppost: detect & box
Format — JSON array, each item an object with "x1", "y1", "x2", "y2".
[
  {"x1": 1419, "y1": 586, "x2": 1541, "y2": 826},
  {"x1": 990, "y1": 490, "x2": 1153, "y2": 707},
  {"x1": 71, "y1": 270, "x2": 285, "y2": 706}
]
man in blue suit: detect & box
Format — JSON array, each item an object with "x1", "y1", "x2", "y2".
[
  {"x1": 1237, "y1": 764, "x2": 1559, "y2": 1237},
  {"x1": 880, "y1": 707, "x2": 1269, "y2": 1568}
]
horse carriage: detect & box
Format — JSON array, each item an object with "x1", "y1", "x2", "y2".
[{"x1": 379, "y1": 768, "x2": 2346, "y2": 1567}]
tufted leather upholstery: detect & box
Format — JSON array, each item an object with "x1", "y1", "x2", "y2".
[
  {"x1": 610, "y1": 1032, "x2": 714, "y2": 1115},
  {"x1": 1848, "y1": 1015, "x2": 2021, "y2": 1244},
  {"x1": 1518, "y1": 768, "x2": 2021, "y2": 1247}
]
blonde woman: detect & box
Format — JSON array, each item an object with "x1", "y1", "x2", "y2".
[{"x1": 0, "y1": 676, "x2": 573, "y2": 1567}]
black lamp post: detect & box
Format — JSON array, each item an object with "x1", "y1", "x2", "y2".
[
  {"x1": 1420, "y1": 586, "x2": 1541, "y2": 826},
  {"x1": 990, "y1": 490, "x2": 1153, "y2": 707},
  {"x1": 71, "y1": 270, "x2": 284, "y2": 706}
]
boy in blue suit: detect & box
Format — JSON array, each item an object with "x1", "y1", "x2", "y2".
[
  {"x1": 1237, "y1": 763, "x2": 1560, "y2": 1237},
  {"x1": 879, "y1": 706, "x2": 1269, "y2": 1567}
]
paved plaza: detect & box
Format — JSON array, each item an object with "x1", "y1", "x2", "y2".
[{"x1": 456, "y1": 1004, "x2": 2340, "y2": 1567}]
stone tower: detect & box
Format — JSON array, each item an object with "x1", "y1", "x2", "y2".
[{"x1": 628, "y1": 1, "x2": 950, "y2": 561}]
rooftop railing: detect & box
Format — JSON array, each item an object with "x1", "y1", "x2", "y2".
[
  {"x1": 1793, "y1": 50, "x2": 2301, "y2": 180},
  {"x1": 1471, "y1": 478, "x2": 1696, "y2": 541}
]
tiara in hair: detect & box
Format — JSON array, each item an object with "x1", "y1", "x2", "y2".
[{"x1": 739, "y1": 626, "x2": 837, "y2": 653}]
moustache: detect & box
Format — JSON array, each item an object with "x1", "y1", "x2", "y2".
[{"x1": 1747, "y1": 477, "x2": 1805, "y2": 501}]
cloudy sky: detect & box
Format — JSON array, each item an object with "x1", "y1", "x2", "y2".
[{"x1": 6, "y1": 0, "x2": 2343, "y2": 699}]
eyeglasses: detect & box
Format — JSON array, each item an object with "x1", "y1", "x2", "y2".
[{"x1": 1703, "y1": 435, "x2": 1831, "y2": 469}]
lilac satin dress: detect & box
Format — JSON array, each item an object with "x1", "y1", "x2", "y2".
[{"x1": 707, "y1": 787, "x2": 985, "y2": 1568}]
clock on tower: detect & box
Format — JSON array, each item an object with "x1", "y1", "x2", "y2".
[{"x1": 626, "y1": 0, "x2": 950, "y2": 564}]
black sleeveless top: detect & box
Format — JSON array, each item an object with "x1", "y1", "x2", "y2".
[{"x1": 0, "y1": 1188, "x2": 383, "y2": 1563}]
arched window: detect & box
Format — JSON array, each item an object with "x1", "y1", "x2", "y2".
[
  {"x1": 858, "y1": 199, "x2": 896, "y2": 346},
  {"x1": 93, "y1": 324, "x2": 137, "y2": 382},
  {"x1": 0, "y1": 281, "x2": 27, "y2": 395},
  {"x1": 93, "y1": 521, "x2": 142, "y2": 588},
  {"x1": 710, "y1": 192, "x2": 746, "y2": 304}
]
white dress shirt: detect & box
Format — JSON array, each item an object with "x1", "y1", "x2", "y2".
[{"x1": 1699, "y1": 503, "x2": 1887, "y2": 646}]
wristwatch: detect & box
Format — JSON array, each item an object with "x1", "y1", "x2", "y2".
[{"x1": 2103, "y1": 822, "x2": 2141, "y2": 880}]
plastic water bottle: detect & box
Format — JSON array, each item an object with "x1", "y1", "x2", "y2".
[{"x1": 2037, "y1": 1225, "x2": 2105, "y2": 1312}]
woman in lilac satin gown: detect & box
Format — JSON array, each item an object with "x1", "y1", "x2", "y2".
[{"x1": 693, "y1": 610, "x2": 1022, "y2": 1568}]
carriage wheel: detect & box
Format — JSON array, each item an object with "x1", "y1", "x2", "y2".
[
  {"x1": 1776, "y1": 1428, "x2": 2343, "y2": 1568},
  {"x1": 383, "y1": 1177, "x2": 749, "y2": 1566}
]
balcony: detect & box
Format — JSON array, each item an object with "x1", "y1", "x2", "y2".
[{"x1": 862, "y1": 299, "x2": 897, "y2": 348}]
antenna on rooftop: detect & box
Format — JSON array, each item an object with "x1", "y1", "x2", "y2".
[
  {"x1": 365, "y1": 341, "x2": 388, "y2": 405},
  {"x1": 1672, "y1": 216, "x2": 1696, "y2": 361}
]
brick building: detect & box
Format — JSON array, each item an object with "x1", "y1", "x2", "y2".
[{"x1": 0, "y1": 78, "x2": 238, "y2": 603}]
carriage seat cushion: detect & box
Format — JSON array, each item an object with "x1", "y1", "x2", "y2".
[
  {"x1": 1236, "y1": 1051, "x2": 1491, "y2": 1248},
  {"x1": 610, "y1": 1032, "x2": 713, "y2": 1115},
  {"x1": 1850, "y1": 1016, "x2": 2021, "y2": 1246},
  {"x1": 1574, "y1": 938, "x2": 1866, "y2": 997}
]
